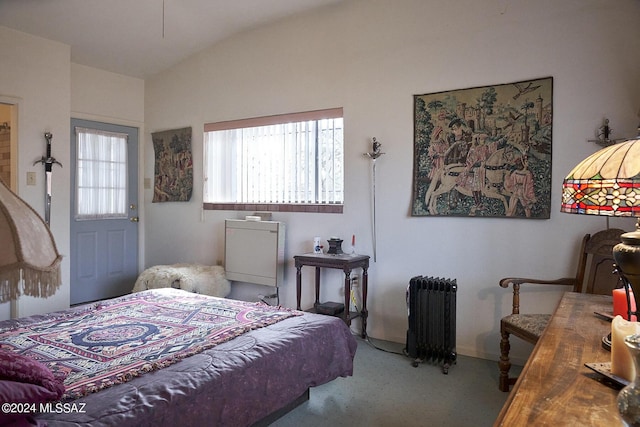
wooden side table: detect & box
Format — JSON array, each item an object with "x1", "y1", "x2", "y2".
[{"x1": 294, "y1": 253, "x2": 369, "y2": 338}]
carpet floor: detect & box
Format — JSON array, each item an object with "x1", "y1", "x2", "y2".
[{"x1": 271, "y1": 337, "x2": 518, "y2": 427}]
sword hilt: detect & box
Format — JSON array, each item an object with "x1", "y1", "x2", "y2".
[
  {"x1": 34, "y1": 132, "x2": 63, "y2": 168},
  {"x1": 33, "y1": 156, "x2": 62, "y2": 168},
  {"x1": 45, "y1": 132, "x2": 53, "y2": 158}
]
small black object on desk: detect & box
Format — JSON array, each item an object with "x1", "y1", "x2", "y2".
[{"x1": 326, "y1": 238, "x2": 343, "y2": 254}]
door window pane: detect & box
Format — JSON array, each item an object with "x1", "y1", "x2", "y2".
[{"x1": 75, "y1": 127, "x2": 128, "y2": 219}]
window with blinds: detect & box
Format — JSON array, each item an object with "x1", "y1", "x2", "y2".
[{"x1": 203, "y1": 108, "x2": 344, "y2": 213}]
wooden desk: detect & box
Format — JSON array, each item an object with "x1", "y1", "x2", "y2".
[
  {"x1": 495, "y1": 292, "x2": 622, "y2": 426},
  {"x1": 294, "y1": 253, "x2": 369, "y2": 338}
]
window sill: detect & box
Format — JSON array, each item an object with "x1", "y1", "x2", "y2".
[{"x1": 203, "y1": 203, "x2": 343, "y2": 214}]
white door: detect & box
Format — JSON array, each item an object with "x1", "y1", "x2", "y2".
[{"x1": 70, "y1": 119, "x2": 139, "y2": 305}]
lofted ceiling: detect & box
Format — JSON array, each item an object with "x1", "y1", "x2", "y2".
[{"x1": 0, "y1": 0, "x2": 345, "y2": 78}]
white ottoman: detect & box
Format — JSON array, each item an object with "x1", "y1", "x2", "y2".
[{"x1": 132, "y1": 263, "x2": 231, "y2": 298}]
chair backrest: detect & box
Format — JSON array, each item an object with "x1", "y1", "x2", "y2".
[
  {"x1": 574, "y1": 228, "x2": 623, "y2": 295},
  {"x1": 500, "y1": 228, "x2": 624, "y2": 316}
]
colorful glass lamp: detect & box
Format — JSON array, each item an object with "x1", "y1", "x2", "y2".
[{"x1": 561, "y1": 137, "x2": 640, "y2": 319}]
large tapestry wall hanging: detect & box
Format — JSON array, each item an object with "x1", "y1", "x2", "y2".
[
  {"x1": 152, "y1": 127, "x2": 193, "y2": 202},
  {"x1": 411, "y1": 77, "x2": 553, "y2": 218}
]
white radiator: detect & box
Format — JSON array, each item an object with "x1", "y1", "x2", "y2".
[{"x1": 224, "y1": 219, "x2": 285, "y2": 286}]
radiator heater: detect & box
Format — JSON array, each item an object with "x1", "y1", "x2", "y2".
[{"x1": 405, "y1": 276, "x2": 457, "y2": 374}]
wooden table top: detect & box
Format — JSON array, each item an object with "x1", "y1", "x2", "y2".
[
  {"x1": 494, "y1": 292, "x2": 622, "y2": 426},
  {"x1": 293, "y1": 253, "x2": 370, "y2": 269}
]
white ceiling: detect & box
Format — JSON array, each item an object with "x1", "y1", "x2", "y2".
[{"x1": 0, "y1": 0, "x2": 344, "y2": 78}]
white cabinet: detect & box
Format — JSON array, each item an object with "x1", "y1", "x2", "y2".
[{"x1": 224, "y1": 220, "x2": 285, "y2": 286}]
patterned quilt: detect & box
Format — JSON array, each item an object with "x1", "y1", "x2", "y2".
[{"x1": 0, "y1": 289, "x2": 300, "y2": 400}]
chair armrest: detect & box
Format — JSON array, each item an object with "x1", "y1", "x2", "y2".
[
  {"x1": 500, "y1": 277, "x2": 576, "y2": 315},
  {"x1": 499, "y1": 277, "x2": 576, "y2": 288}
]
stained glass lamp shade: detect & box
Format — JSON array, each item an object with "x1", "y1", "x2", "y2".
[
  {"x1": 561, "y1": 137, "x2": 640, "y2": 320},
  {"x1": 561, "y1": 137, "x2": 640, "y2": 217}
]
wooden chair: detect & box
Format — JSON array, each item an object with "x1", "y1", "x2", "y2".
[{"x1": 498, "y1": 228, "x2": 623, "y2": 392}]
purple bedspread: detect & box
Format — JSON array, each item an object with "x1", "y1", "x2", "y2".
[{"x1": 0, "y1": 290, "x2": 357, "y2": 427}]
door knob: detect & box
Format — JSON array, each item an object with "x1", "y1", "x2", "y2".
[{"x1": 130, "y1": 217, "x2": 139, "y2": 222}]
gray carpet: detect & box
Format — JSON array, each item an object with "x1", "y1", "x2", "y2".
[{"x1": 271, "y1": 337, "x2": 517, "y2": 427}]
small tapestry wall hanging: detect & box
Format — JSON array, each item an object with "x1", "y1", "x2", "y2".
[
  {"x1": 152, "y1": 127, "x2": 193, "y2": 202},
  {"x1": 411, "y1": 77, "x2": 553, "y2": 218}
]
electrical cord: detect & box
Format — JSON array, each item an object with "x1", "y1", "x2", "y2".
[
  {"x1": 350, "y1": 331, "x2": 406, "y2": 356},
  {"x1": 258, "y1": 288, "x2": 279, "y2": 306}
]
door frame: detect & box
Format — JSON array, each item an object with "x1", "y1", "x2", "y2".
[
  {"x1": 0, "y1": 98, "x2": 19, "y2": 191},
  {"x1": 70, "y1": 115, "x2": 145, "y2": 275},
  {"x1": 70, "y1": 117, "x2": 143, "y2": 304}
]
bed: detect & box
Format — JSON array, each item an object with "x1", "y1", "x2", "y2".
[{"x1": 0, "y1": 288, "x2": 357, "y2": 427}]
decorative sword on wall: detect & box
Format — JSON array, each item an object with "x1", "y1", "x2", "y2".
[
  {"x1": 364, "y1": 137, "x2": 385, "y2": 262},
  {"x1": 34, "y1": 132, "x2": 62, "y2": 226}
]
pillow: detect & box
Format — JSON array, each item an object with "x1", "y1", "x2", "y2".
[{"x1": 0, "y1": 349, "x2": 65, "y2": 398}]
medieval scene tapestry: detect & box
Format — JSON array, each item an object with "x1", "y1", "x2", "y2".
[
  {"x1": 411, "y1": 77, "x2": 553, "y2": 218},
  {"x1": 152, "y1": 127, "x2": 193, "y2": 202}
]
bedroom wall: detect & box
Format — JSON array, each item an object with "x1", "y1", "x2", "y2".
[
  {"x1": 0, "y1": 29, "x2": 145, "y2": 320},
  {"x1": 146, "y1": 0, "x2": 638, "y2": 362},
  {"x1": 71, "y1": 64, "x2": 145, "y2": 126},
  {"x1": 0, "y1": 26, "x2": 71, "y2": 319}
]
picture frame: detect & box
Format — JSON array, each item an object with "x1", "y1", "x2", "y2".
[
  {"x1": 411, "y1": 77, "x2": 553, "y2": 218},
  {"x1": 151, "y1": 126, "x2": 193, "y2": 202}
]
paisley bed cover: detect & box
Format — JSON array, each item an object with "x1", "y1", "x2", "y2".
[{"x1": 0, "y1": 288, "x2": 357, "y2": 426}]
